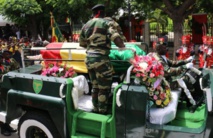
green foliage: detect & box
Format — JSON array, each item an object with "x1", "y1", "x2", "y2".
[
  {"x1": 1, "y1": 0, "x2": 42, "y2": 14},
  {"x1": 194, "y1": 0, "x2": 213, "y2": 13},
  {"x1": 0, "y1": 0, "x2": 42, "y2": 25}
]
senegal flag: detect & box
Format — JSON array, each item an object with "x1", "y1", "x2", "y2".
[
  {"x1": 40, "y1": 42, "x2": 146, "y2": 74},
  {"x1": 50, "y1": 12, "x2": 64, "y2": 42},
  {"x1": 40, "y1": 42, "x2": 87, "y2": 73}
]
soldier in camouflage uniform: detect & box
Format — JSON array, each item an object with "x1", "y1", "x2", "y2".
[
  {"x1": 2, "y1": 50, "x2": 20, "y2": 71},
  {"x1": 79, "y1": 4, "x2": 126, "y2": 114},
  {"x1": 150, "y1": 42, "x2": 201, "y2": 112},
  {"x1": 151, "y1": 42, "x2": 192, "y2": 81}
]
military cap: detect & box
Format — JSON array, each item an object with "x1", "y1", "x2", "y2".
[{"x1": 91, "y1": 4, "x2": 105, "y2": 11}]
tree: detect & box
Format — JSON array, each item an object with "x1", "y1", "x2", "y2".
[
  {"x1": 149, "y1": 9, "x2": 168, "y2": 37},
  {"x1": 45, "y1": 0, "x2": 124, "y2": 40},
  {"x1": 0, "y1": 0, "x2": 125, "y2": 41},
  {"x1": 45, "y1": 0, "x2": 124, "y2": 23},
  {"x1": 0, "y1": 0, "x2": 43, "y2": 40},
  {"x1": 134, "y1": 0, "x2": 197, "y2": 59}
]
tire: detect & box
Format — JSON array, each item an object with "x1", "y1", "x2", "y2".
[{"x1": 18, "y1": 111, "x2": 61, "y2": 138}]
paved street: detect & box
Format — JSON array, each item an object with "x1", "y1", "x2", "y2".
[{"x1": 0, "y1": 129, "x2": 18, "y2": 138}]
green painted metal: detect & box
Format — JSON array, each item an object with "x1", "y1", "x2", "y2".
[
  {"x1": 66, "y1": 79, "x2": 120, "y2": 138},
  {"x1": 2, "y1": 74, "x2": 67, "y2": 97},
  {"x1": 6, "y1": 89, "x2": 66, "y2": 138}
]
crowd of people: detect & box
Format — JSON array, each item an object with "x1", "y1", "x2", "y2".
[{"x1": 0, "y1": 36, "x2": 50, "y2": 136}]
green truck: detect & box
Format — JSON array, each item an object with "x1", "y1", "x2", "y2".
[{"x1": 0, "y1": 42, "x2": 213, "y2": 138}]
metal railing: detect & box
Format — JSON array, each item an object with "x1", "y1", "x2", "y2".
[{"x1": 21, "y1": 42, "x2": 148, "y2": 69}]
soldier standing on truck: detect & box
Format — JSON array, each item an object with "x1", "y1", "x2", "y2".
[{"x1": 79, "y1": 4, "x2": 126, "y2": 114}]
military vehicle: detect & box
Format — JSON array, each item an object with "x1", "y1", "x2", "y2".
[{"x1": 0, "y1": 42, "x2": 212, "y2": 138}]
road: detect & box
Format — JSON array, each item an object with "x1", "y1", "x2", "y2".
[{"x1": 0, "y1": 129, "x2": 18, "y2": 138}]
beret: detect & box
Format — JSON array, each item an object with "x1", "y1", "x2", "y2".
[{"x1": 91, "y1": 4, "x2": 105, "y2": 11}]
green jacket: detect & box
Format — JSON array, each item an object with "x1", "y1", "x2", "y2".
[{"x1": 79, "y1": 17, "x2": 121, "y2": 56}]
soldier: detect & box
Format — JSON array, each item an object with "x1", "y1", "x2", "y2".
[
  {"x1": 176, "y1": 35, "x2": 195, "y2": 60},
  {"x1": 2, "y1": 50, "x2": 20, "y2": 71},
  {"x1": 79, "y1": 4, "x2": 126, "y2": 114},
  {"x1": 150, "y1": 42, "x2": 200, "y2": 112},
  {"x1": 0, "y1": 55, "x2": 9, "y2": 77},
  {"x1": 153, "y1": 37, "x2": 169, "y2": 58}
]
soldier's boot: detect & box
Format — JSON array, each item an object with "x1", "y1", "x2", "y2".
[{"x1": 1, "y1": 123, "x2": 11, "y2": 136}]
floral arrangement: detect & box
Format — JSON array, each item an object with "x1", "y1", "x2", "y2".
[
  {"x1": 130, "y1": 54, "x2": 172, "y2": 108},
  {"x1": 41, "y1": 63, "x2": 77, "y2": 78}
]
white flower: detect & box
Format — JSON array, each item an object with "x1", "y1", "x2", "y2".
[
  {"x1": 139, "y1": 62, "x2": 148, "y2": 73},
  {"x1": 59, "y1": 68, "x2": 64, "y2": 73}
]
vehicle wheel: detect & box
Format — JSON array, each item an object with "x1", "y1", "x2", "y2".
[{"x1": 18, "y1": 111, "x2": 61, "y2": 138}]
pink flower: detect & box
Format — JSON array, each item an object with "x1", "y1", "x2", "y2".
[
  {"x1": 160, "y1": 93, "x2": 166, "y2": 100},
  {"x1": 153, "y1": 95, "x2": 158, "y2": 100},
  {"x1": 41, "y1": 63, "x2": 77, "y2": 78},
  {"x1": 51, "y1": 64, "x2": 59, "y2": 73},
  {"x1": 149, "y1": 73, "x2": 155, "y2": 78},
  {"x1": 136, "y1": 73, "x2": 141, "y2": 77}
]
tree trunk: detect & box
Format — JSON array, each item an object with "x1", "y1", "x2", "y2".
[
  {"x1": 27, "y1": 15, "x2": 38, "y2": 41},
  {"x1": 172, "y1": 19, "x2": 183, "y2": 60},
  {"x1": 162, "y1": 0, "x2": 196, "y2": 59}
]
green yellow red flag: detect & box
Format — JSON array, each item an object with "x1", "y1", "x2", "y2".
[{"x1": 50, "y1": 12, "x2": 64, "y2": 42}]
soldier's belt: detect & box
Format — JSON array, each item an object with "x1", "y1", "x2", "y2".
[{"x1": 87, "y1": 53, "x2": 107, "y2": 57}]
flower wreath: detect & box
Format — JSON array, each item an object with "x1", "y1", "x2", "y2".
[
  {"x1": 130, "y1": 54, "x2": 172, "y2": 108},
  {"x1": 41, "y1": 63, "x2": 77, "y2": 78}
]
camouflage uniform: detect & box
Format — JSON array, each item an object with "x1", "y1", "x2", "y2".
[
  {"x1": 79, "y1": 4, "x2": 125, "y2": 114},
  {"x1": 2, "y1": 51, "x2": 20, "y2": 71},
  {"x1": 150, "y1": 52, "x2": 188, "y2": 82},
  {"x1": 0, "y1": 63, "x2": 9, "y2": 79},
  {"x1": 150, "y1": 49, "x2": 201, "y2": 110},
  {"x1": 104, "y1": 17, "x2": 127, "y2": 42}
]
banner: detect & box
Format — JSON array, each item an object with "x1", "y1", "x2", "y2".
[
  {"x1": 50, "y1": 12, "x2": 64, "y2": 42},
  {"x1": 192, "y1": 14, "x2": 207, "y2": 44}
]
